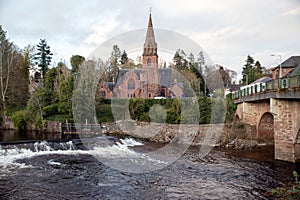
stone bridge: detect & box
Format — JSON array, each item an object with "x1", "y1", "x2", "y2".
[{"x1": 233, "y1": 75, "x2": 300, "y2": 162}]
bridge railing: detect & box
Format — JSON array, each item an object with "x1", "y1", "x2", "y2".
[{"x1": 232, "y1": 75, "x2": 300, "y2": 100}]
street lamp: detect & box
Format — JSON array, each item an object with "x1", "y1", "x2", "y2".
[{"x1": 271, "y1": 54, "x2": 282, "y2": 79}]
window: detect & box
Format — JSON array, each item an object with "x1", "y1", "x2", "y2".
[
  {"x1": 147, "y1": 58, "x2": 152, "y2": 67},
  {"x1": 100, "y1": 91, "x2": 106, "y2": 98},
  {"x1": 128, "y1": 78, "x2": 135, "y2": 90}
]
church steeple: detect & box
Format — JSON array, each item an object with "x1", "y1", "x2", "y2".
[{"x1": 142, "y1": 12, "x2": 158, "y2": 68}]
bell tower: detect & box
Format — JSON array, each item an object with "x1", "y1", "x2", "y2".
[{"x1": 142, "y1": 12, "x2": 158, "y2": 68}]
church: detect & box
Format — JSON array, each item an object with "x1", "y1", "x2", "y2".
[{"x1": 99, "y1": 13, "x2": 184, "y2": 99}]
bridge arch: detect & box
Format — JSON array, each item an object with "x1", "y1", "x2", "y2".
[
  {"x1": 294, "y1": 128, "x2": 300, "y2": 161},
  {"x1": 257, "y1": 112, "x2": 274, "y2": 141}
]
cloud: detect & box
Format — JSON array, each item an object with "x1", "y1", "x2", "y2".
[
  {"x1": 282, "y1": 7, "x2": 300, "y2": 16},
  {"x1": 83, "y1": 13, "x2": 120, "y2": 46},
  {"x1": 0, "y1": 0, "x2": 299, "y2": 75}
]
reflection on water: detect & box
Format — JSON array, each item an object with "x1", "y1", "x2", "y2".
[
  {"x1": 0, "y1": 129, "x2": 62, "y2": 143},
  {"x1": 0, "y1": 136, "x2": 299, "y2": 199}
]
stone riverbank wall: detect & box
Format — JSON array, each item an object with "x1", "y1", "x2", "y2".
[{"x1": 101, "y1": 121, "x2": 226, "y2": 145}]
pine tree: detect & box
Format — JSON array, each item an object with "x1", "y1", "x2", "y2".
[
  {"x1": 70, "y1": 55, "x2": 85, "y2": 74},
  {"x1": 242, "y1": 55, "x2": 254, "y2": 84},
  {"x1": 34, "y1": 39, "x2": 53, "y2": 85},
  {"x1": 120, "y1": 50, "x2": 128, "y2": 65},
  {"x1": 108, "y1": 45, "x2": 121, "y2": 81}
]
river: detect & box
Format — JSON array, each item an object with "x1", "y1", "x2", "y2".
[{"x1": 0, "y1": 130, "x2": 299, "y2": 199}]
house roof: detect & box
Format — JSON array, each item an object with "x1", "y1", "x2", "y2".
[
  {"x1": 272, "y1": 56, "x2": 300, "y2": 70},
  {"x1": 250, "y1": 76, "x2": 272, "y2": 84},
  {"x1": 282, "y1": 64, "x2": 300, "y2": 78}
]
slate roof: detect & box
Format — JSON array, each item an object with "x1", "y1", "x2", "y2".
[
  {"x1": 282, "y1": 64, "x2": 300, "y2": 77},
  {"x1": 251, "y1": 76, "x2": 272, "y2": 84},
  {"x1": 105, "y1": 82, "x2": 114, "y2": 91},
  {"x1": 115, "y1": 69, "x2": 141, "y2": 87},
  {"x1": 272, "y1": 56, "x2": 300, "y2": 70},
  {"x1": 158, "y1": 68, "x2": 171, "y2": 88}
]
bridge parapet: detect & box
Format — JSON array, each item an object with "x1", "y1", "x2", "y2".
[{"x1": 233, "y1": 75, "x2": 300, "y2": 103}]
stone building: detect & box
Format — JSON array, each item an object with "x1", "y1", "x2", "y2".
[{"x1": 100, "y1": 13, "x2": 183, "y2": 99}]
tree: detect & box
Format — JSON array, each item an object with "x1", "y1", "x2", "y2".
[
  {"x1": 0, "y1": 26, "x2": 14, "y2": 114},
  {"x1": 242, "y1": 55, "x2": 264, "y2": 84},
  {"x1": 187, "y1": 53, "x2": 195, "y2": 69},
  {"x1": 218, "y1": 65, "x2": 231, "y2": 87},
  {"x1": 0, "y1": 26, "x2": 30, "y2": 113},
  {"x1": 70, "y1": 55, "x2": 85, "y2": 73},
  {"x1": 173, "y1": 49, "x2": 188, "y2": 71},
  {"x1": 120, "y1": 50, "x2": 128, "y2": 65},
  {"x1": 34, "y1": 39, "x2": 53, "y2": 85},
  {"x1": 107, "y1": 45, "x2": 121, "y2": 81},
  {"x1": 242, "y1": 55, "x2": 254, "y2": 84}
]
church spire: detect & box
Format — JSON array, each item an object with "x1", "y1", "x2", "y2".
[{"x1": 142, "y1": 11, "x2": 158, "y2": 68}]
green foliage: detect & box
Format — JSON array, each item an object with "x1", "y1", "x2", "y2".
[
  {"x1": 242, "y1": 55, "x2": 265, "y2": 84},
  {"x1": 34, "y1": 39, "x2": 53, "y2": 85},
  {"x1": 270, "y1": 171, "x2": 300, "y2": 199},
  {"x1": 0, "y1": 26, "x2": 30, "y2": 114},
  {"x1": 120, "y1": 50, "x2": 128, "y2": 65},
  {"x1": 70, "y1": 55, "x2": 85, "y2": 73},
  {"x1": 11, "y1": 110, "x2": 31, "y2": 130},
  {"x1": 198, "y1": 98, "x2": 211, "y2": 124},
  {"x1": 225, "y1": 93, "x2": 237, "y2": 123}
]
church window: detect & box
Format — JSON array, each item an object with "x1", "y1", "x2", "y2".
[
  {"x1": 128, "y1": 78, "x2": 135, "y2": 90},
  {"x1": 147, "y1": 58, "x2": 152, "y2": 67},
  {"x1": 100, "y1": 91, "x2": 105, "y2": 98}
]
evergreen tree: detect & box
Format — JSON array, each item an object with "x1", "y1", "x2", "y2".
[
  {"x1": 70, "y1": 55, "x2": 85, "y2": 73},
  {"x1": 120, "y1": 50, "x2": 128, "y2": 65},
  {"x1": 34, "y1": 39, "x2": 53, "y2": 85},
  {"x1": 108, "y1": 45, "x2": 121, "y2": 81},
  {"x1": 242, "y1": 55, "x2": 264, "y2": 84},
  {"x1": 187, "y1": 53, "x2": 195, "y2": 69},
  {"x1": 173, "y1": 49, "x2": 187, "y2": 71},
  {"x1": 242, "y1": 55, "x2": 255, "y2": 84}
]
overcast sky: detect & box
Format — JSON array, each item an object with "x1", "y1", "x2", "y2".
[{"x1": 0, "y1": 0, "x2": 300, "y2": 76}]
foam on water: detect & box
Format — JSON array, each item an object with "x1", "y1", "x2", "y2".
[
  {"x1": 120, "y1": 138, "x2": 144, "y2": 147},
  {"x1": 0, "y1": 137, "x2": 162, "y2": 173}
]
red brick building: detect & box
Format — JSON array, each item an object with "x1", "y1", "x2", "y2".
[
  {"x1": 101, "y1": 13, "x2": 183, "y2": 99},
  {"x1": 271, "y1": 56, "x2": 300, "y2": 79}
]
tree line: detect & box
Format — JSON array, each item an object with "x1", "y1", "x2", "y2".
[{"x1": 0, "y1": 25, "x2": 266, "y2": 129}]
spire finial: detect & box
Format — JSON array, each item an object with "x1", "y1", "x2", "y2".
[{"x1": 149, "y1": 5, "x2": 152, "y2": 15}]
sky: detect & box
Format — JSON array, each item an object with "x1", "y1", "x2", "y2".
[{"x1": 0, "y1": 0, "x2": 300, "y2": 78}]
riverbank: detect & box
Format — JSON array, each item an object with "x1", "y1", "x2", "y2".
[
  {"x1": 100, "y1": 121, "x2": 273, "y2": 150},
  {"x1": 0, "y1": 115, "x2": 273, "y2": 150}
]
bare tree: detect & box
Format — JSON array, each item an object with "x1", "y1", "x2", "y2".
[{"x1": 0, "y1": 46, "x2": 14, "y2": 114}]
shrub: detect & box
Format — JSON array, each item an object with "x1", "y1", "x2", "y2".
[
  {"x1": 11, "y1": 110, "x2": 31, "y2": 130},
  {"x1": 270, "y1": 171, "x2": 300, "y2": 199}
]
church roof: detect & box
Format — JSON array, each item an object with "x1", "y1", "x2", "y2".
[
  {"x1": 114, "y1": 69, "x2": 141, "y2": 87},
  {"x1": 158, "y1": 68, "x2": 171, "y2": 88},
  {"x1": 105, "y1": 82, "x2": 114, "y2": 91}
]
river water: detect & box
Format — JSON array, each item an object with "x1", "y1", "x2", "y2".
[{"x1": 0, "y1": 131, "x2": 299, "y2": 199}]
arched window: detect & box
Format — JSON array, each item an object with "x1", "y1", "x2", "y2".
[
  {"x1": 147, "y1": 58, "x2": 152, "y2": 67},
  {"x1": 128, "y1": 78, "x2": 135, "y2": 90}
]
